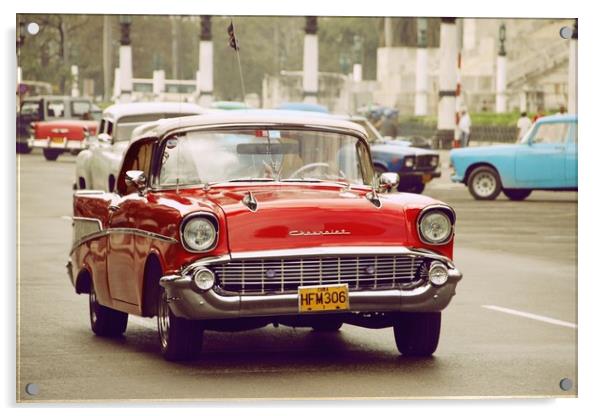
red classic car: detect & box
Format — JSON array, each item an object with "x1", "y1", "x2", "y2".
[
  {"x1": 67, "y1": 111, "x2": 462, "y2": 361},
  {"x1": 29, "y1": 119, "x2": 99, "y2": 160}
]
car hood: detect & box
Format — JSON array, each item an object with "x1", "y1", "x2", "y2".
[
  {"x1": 169, "y1": 185, "x2": 438, "y2": 253},
  {"x1": 451, "y1": 144, "x2": 522, "y2": 159},
  {"x1": 371, "y1": 142, "x2": 437, "y2": 156}
]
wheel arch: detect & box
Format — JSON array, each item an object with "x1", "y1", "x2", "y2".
[
  {"x1": 141, "y1": 251, "x2": 165, "y2": 317},
  {"x1": 465, "y1": 162, "x2": 505, "y2": 187},
  {"x1": 75, "y1": 267, "x2": 92, "y2": 294}
]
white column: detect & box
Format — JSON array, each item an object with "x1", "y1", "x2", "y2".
[
  {"x1": 352, "y1": 64, "x2": 362, "y2": 82},
  {"x1": 303, "y1": 34, "x2": 319, "y2": 104},
  {"x1": 436, "y1": 19, "x2": 457, "y2": 148},
  {"x1": 198, "y1": 40, "x2": 213, "y2": 107},
  {"x1": 495, "y1": 55, "x2": 507, "y2": 113},
  {"x1": 152, "y1": 70, "x2": 165, "y2": 99},
  {"x1": 568, "y1": 32, "x2": 577, "y2": 114},
  {"x1": 70, "y1": 65, "x2": 80, "y2": 97},
  {"x1": 414, "y1": 47, "x2": 428, "y2": 116},
  {"x1": 113, "y1": 67, "x2": 121, "y2": 99},
  {"x1": 119, "y1": 45, "x2": 133, "y2": 103}
]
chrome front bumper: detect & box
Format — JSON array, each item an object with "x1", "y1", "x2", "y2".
[
  {"x1": 27, "y1": 137, "x2": 87, "y2": 150},
  {"x1": 159, "y1": 247, "x2": 462, "y2": 320}
]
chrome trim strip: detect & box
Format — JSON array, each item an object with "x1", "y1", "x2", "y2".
[
  {"x1": 70, "y1": 226, "x2": 178, "y2": 254},
  {"x1": 73, "y1": 216, "x2": 103, "y2": 231}
]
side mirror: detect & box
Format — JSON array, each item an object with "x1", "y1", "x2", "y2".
[
  {"x1": 379, "y1": 172, "x2": 400, "y2": 193},
  {"x1": 97, "y1": 133, "x2": 112, "y2": 145},
  {"x1": 125, "y1": 170, "x2": 147, "y2": 196}
]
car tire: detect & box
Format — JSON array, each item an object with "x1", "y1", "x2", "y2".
[
  {"x1": 16, "y1": 143, "x2": 32, "y2": 154},
  {"x1": 311, "y1": 321, "x2": 343, "y2": 332},
  {"x1": 502, "y1": 189, "x2": 532, "y2": 201},
  {"x1": 393, "y1": 312, "x2": 441, "y2": 356},
  {"x1": 467, "y1": 166, "x2": 502, "y2": 200},
  {"x1": 89, "y1": 284, "x2": 128, "y2": 337},
  {"x1": 157, "y1": 286, "x2": 204, "y2": 361},
  {"x1": 43, "y1": 148, "x2": 61, "y2": 161},
  {"x1": 401, "y1": 183, "x2": 426, "y2": 194}
]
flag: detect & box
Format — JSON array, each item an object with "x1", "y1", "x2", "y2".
[{"x1": 227, "y1": 21, "x2": 239, "y2": 51}]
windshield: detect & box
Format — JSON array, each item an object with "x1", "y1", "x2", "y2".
[{"x1": 158, "y1": 128, "x2": 373, "y2": 187}]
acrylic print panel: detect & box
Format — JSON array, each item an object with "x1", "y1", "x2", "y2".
[{"x1": 16, "y1": 14, "x2": 577, "y2": 401}]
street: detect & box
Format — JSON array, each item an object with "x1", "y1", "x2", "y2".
[{"x1": 17, "y1": 150, "x2": 577, "y2": 401}]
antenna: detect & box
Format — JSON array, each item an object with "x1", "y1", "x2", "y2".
[{"x1": 228, "y1": 19, "x2": 246, "y2": 102}]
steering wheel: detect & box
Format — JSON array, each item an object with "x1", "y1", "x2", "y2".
[{"x1": 288, "y1": 162, "x2": 345, "y2": 180}]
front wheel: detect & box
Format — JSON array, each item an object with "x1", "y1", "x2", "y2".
[
  {"x1": 157, "y1": 287, "x2": 204, "y2": 361},
  {"x1": 16, "y1": 142, "x2": 32, "y2": 154},
  {"x1": 89, "y1": 284, "x2": 128, "y2": 337},
  {"x1": 503, "y1": 189, "x2": 532, "y2": 201},
  {"x1": 467, "y1": 166, "x2": 501, "y2": 200},
  {"x1": 43, "y1": 148, "x2": 61, "y2": 161},
  {"x1": 393, "y1": 312, "x2": 441, "y2": 356}
]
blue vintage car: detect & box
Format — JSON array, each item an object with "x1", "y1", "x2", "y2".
[{"x1": 450, "y1": 114, "x2": 577, "y2": 200}]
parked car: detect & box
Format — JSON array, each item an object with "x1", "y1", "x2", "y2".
[
  {"x1": 67, "y1": 111, "x2": 462, "y2": 361},
  {"x1": 16, "y1": 95, "x2": 100, "y2": 154},
  {"x1": 28, "y1": 119, "x2": 99, "y2": 161},
  {"x1": 268, "y1": 103, "x2": 441, "y2": 194},
  {"x1": 396, "y1": 135, "x2": 433, "y2": 149},
  {"x1": 346, "y1": 116, "x2": 441, "y2": 194},
  {"x1": 74, "y1": 102, "x2": 207, "y2": 192},
  {"x1": 450, "y1": 114, "x2": 577, "y2": 200}
]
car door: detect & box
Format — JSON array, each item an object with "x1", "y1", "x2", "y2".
[
  {"x1": 106, "y1": 139, "x2": 155, "y2": 306},
  {"x1": 515, "y1": 121, "x2": 570, "y2": 187},
  {"x1": 565, "y1": 121, "x2": 577, "y2": 188}
]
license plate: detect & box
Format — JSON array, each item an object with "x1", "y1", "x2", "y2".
[
  {"x1": 422, "y1": 173, "x2": 432, "y2": 184},
  {"x1": 51, "y1": 137, "x2": 65, "y2": 144},
  {"x1": 298, "y1": 284, "x2": 349, "y2": 312}
]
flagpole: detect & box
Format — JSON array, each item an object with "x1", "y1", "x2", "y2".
[{"x1": 235, "y1": 50, "x2": 246, "y2": 102}]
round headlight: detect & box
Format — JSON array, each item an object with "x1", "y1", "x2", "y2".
[
  {"x1": 430, "y1": 156, "x2": 439, "y2": 167},
  {"x1": 429, "y1": 261, "x2": 449, "y2": 286},
  {"x1": 182, "y1": 216, "x2": 217, "y2": 252},
  {"x1": 192, "y1": 268, "x2": 215, "y2": 291},
  {"x1": 418, "y1": 210, "x2": 453, "y2": 244},
  {"x1": 404, "y1": 157, "x2": 415, "y2": 168}
]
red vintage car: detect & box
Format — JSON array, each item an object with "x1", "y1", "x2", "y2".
[
  {"x1": 67, "y1": 111, "x2": 462, "y2": 361},
  {"x1": 29, "y1": 119, "x2": 99, "y2": 161}
]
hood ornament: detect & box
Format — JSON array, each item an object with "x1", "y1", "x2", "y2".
[{"x1": 242, "y1": 191, "x2": 258, "y2": 212}]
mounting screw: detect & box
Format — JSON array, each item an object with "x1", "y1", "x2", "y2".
[
  {"x1": 25, "y1": 383, "x2": 39, "y2": 396},
  {"x1": 559, "y1": 26, "x2": 573, "y2": 39},
  {"x1": 559, "y1": 378, "x2": 573, "y2": 391}
]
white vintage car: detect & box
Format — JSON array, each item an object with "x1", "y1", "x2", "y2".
[{"x1": 75, "y1": 102, "x2": 208, "y2": 191}]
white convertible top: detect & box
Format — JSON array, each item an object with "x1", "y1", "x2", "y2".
[
  {"x1": 131, "y1": 109, "x2": 369, "y2": 142},
  {"x1": 102, "y1": 102, "x2": 209, "y2": 122}
]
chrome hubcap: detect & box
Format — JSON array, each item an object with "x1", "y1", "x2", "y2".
[
  {"x1": 473, "y1": 172, "x2": 496, "y2": 197},
  {"x1": 157, "y1": 290, "x2": 170, "y2": 349},
  {"x1": 89, "y1": 288, "x2": 97, "y2": 324}
]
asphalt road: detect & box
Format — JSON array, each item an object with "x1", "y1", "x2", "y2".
[{"x1": 16, "y1": 150, "x2": 577, "y2": 402}]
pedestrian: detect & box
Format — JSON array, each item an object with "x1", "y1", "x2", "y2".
[
  {"x1": 459, "y1": 110, "x2": 471, "y2": 147},
  {"x1": 516, "y1": 111, "x2": 532, "y2": 141},
  {"x1": 556, "y1": 105, "x2": 567, "y2": 115},
  {"x1": 532, "y1": 107, "x2": 545, "y2": 123},
  {"x1": 379, "y1": 109, "x2": 400, "y2": 138}
]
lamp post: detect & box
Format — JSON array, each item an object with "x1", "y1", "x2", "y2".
[
  {"x1": 414, "y1": 17, "x2": 428, "y2": 116},
  {"x1": 118, "y1": 15, "x2": 133, "y2": 103},
  {"x1": 495, "y1": 22, "x2": 508, "y2": 113},
  {"x1": 303, "y1": 16, "x2": 319, "y2": 104},
  {"x1": 196, "y1": 15, "x2": 213, "y2": 106},
  {"x1": 435, "y1": 17, "x2": 458, "y2": 149}
]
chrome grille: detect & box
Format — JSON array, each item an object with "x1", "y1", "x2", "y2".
[
  {"x1": 211, "y1": 255, "x2": 429, "y2": 294},
  {"x1": 416, "y1": 155, "x2": 437, "y2": 170}
]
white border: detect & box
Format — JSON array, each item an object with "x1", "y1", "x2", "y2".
[{"x1": 4, "y1": 1, "x2": 599, "y2": 415}]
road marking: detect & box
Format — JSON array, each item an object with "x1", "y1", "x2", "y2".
[
  {"x1": 482, "y1": 305, "x2": 577, "y2": 329},
  {"x1": 129, "y1": 316, "x2": 156, "y2": 330}
]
